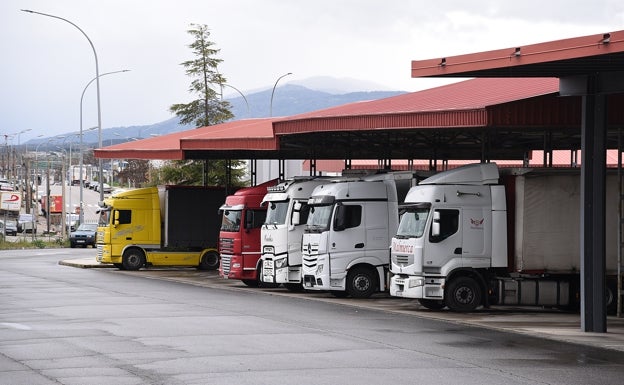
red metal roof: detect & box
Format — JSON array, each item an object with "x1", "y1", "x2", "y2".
[
  {"x1": 95, "y1": 78, "x2": 563, "y2": 160},
  {"x1": 93, "y1": 129, "x2": 189, "y2": 160},
  {"x1": 180, "y1": 118, "x2": 278, "y2": 151},
  {"x1": 95, "y1": 118, "x2": 279, "y2": 159},
  {"x1": 411, "y1": 29, "x2": 624, "y2": 78},
  {"x1": 273, "y1": 78, "x2": 560, "y2": 135}
]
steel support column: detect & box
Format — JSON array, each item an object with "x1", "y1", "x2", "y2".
[{"x1": 580, "y1": 74, "x2": 608, "y2": 332}]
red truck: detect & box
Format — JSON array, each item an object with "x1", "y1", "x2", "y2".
[{"x1": 218, "y1": 180, "x2": 278, "y2": 286}]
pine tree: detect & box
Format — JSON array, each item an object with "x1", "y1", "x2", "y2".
[
  {"x1": 167, "y1": 24, "x2": 244, "y2": 187},
  {"x1": 170, "y1": 23, "x2": 233, "y2": 126}
]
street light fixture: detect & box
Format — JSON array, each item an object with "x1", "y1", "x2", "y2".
[
  {"x1": 270, "y1": 72, "x2": 292, "y2": 117},
  {"x1": 22, "y1": 9, "x2": 104, "y2": 203},
  {"x1": 222, "y1": 83, "x2": 250, "y2": 118}
]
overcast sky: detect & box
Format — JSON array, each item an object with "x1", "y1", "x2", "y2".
[{"x1": 1, "y1": 0, "x2": 622, "y2": 142}]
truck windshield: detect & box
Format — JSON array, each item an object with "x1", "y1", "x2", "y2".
[
  {"x1": 305, "y1": 204, "x2": 333, "y2": 233},
  {"x1": 265, "y1": 201, "x2": 289, "y2": 226},
  {"x1": 396, "y1": 208, "x2": 429, "y2": 238},
  {"x1": 221, "y1": 210, "x2": 242, "y2": 232}
]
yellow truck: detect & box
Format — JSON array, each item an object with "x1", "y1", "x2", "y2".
[{"x1": 96, "y1": 185, "x2": 225, "y2": 270}]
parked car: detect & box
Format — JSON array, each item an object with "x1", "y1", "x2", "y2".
[
  {"x1": 100, "y1": 183, "x2": 112, "y2": 193},
  {"x1": 1, "y1": 220, "x2": 18, "y2": 236},
  {"x1": 17, "y1": 213, "x2": 37, "y2": 234},
  {"x1": 69, "y1": 222, "x2": 98, "y2": 248}
]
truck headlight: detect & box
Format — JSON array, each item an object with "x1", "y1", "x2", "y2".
[
  {"x1": 316, "y1": 264, "x2": 324, "y2": 275},
  {"x1": 275, "y1": 257, "x2": 287, "y2": 269},
  {"x1": 409, "y1": 278, "x2": 425, "y2": 288},
  {"x1": 263, "y1": 245, "x2": 274, "y2": 254}
]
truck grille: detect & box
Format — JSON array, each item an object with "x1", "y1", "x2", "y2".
[
  {"x1": 97, "y1": 244, "x2": 103, "y2": 262},
  {"x1": 302, "y1": 256, "x2": 318, "y2": 269},
  {"x1": 219, "y1": 238, "x2": 234, "y2": 254},
  {"x1": 221, "y1": 254, "x2": 232, "y2": 275},
  {"x1": 394, "y1": 255, "x2": 411, "y2": 266},
  {"x1": 302, "y1": 242, "x2": 319, "y2": 268}
]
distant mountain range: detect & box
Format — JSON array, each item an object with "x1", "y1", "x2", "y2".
[{"x1": 25, "y1": 78, "x2": 406, "y2": 148}]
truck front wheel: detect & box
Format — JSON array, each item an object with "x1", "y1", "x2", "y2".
[
  {"x1": 346, "y1": 266, "x2": 377, "y2": 298},
  {"x1": 198, "y1": 250, "x2": 220, "y2": 271},
  {"x1": 122, "y1": 249, "x2": 145, "y2": 271},
  {"x1": 445, "y1": 276, "x2": 482, "y2": 312}
]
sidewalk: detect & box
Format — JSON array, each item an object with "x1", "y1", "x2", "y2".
[{"x1": 60, "y1": 256, "x2": 624, "y2": 352}]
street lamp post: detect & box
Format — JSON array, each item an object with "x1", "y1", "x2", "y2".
[
  {"x1": 22, "y1": 9, "x2": 105, "y2": 203},
  {"x1": 79, "y1": 70, "x2": 128, "y2": 225},
  {"x1": 270, "y1": 72, "x2": 292, "y2": 117}
]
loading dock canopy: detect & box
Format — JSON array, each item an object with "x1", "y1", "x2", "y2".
[
  {"x1": 95, "y1": 30, "x2": 624, "y2": 164},
  {"x1": 95, "y1": 77, "x2": 623, "y2": 162}
]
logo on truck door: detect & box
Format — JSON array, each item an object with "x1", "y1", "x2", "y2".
[{"x1": 469, "y1": 218, "x2": 484, "y2": 229}]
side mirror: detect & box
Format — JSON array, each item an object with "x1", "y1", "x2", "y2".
[
  {"x1": 113, "y1": 211, "x2": 120, "y2": 227},
  {"x1": 291, "y1": 201, "x2": 301, "y2": 226},
  {"x1": 431, "y1": 210, "x2": 441, "y2": 237}
]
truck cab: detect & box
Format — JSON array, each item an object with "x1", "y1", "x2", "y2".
[
  {"x1": 301, "y1": 172, "x2": 414, "y2": 298},
  {"x1": 218, "y1": 180, "x2": 276, "y2": 286},
  {"x1": 260, "y1": 178, "x2": 331, "y2": 291}
]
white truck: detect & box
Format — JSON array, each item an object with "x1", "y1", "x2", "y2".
[
  {"x1": 389, "y1": 163, "x2": 619, "y2": 312},
  {"x1": 69, "y1": 165, "x2": 90, "y2": 186},
  {"x1": 301, "y1": 172, "x2": 415, "y2": 298},
  {"x1": 260, "y1": 177, "x2": 334, "y2": 291}
]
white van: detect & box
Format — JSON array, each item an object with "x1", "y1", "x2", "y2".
[{"x1": 18, "y1": 213, "x2": 37, "y2": 234}]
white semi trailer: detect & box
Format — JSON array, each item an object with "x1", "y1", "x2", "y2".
[{"x1": 389, "y1": 163, "x2": 619, "y2": 312}]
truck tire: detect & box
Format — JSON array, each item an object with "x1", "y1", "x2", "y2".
[
  {"x1": 346, "y1": 266, "x2": 377, "y2": 299},
  {"x1": 122, "y1": 249, "x2": 145, "y2": 271},
  {"x1": 445, "y1": 276, "x2": 482, "y2": 312},
  {"x1": 198, "y1": 250, "x2": 220, "y2": 271},
  {"x1": 418, "y1": 299, "x2": 446, "y2": 310}
]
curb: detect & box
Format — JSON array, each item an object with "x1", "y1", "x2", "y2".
[{"x1": 59, "y1": 258, "x2": 115, "y2": 269}]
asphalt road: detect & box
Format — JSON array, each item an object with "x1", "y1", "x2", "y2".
[{"x1": 2, "y1": 248, "x2": 624, "y2": 385}]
